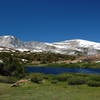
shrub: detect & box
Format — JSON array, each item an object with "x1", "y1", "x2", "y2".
[
  {"x1": 51, "y1": 80, "x2": 59, "y2": 84},
  {"x1": 54, "y1": 73, "x2": 72, "y2": 81},
  {"x1": 30, "y1": 73, "x2": 44, "y2": 83},
  {"x1": 87, "y1": 80, "x2": 100, "y2": 87},
  {"x1": 68, "y1": 77, "x2": 86, "y2": 85},
  {"x1": 43, "y1": 74, "x2": 55, "y2": 80},
  {"x1": 88, "y1": 75, "x2": 100, "y2": 82},
  {"x1": 0, "y1": 55, "x2": 25, "y2": 78},
  {"x1": 74, "y1": 73, "x2": 89, "y2": 77}
]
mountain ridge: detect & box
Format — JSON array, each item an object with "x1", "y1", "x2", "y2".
[{"x1": 0, "y1": 35, "x2": 100, "y2": 55}]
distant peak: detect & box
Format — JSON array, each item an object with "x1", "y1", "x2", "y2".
[
  {"x1": 64, "y1": 39, "x2": 94, "y2": 42},
  {"x1": 3, "y1": 35, "x2": 14, "y2": 38},
  {"x1": 62, "y1": 39, "x2": 85, "y2": 42}
]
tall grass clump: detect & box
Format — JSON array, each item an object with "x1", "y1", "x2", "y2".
[
  {"x1": 67, "y1": 76, "x2": 87, "y2": 85},
  {"x1": 54, "y1": 73, "x2": 73, "y2": 81},
  {"x1": 30, "y1": 73, "x2": 45, "y2": 83},
  {"x1": 87, "y1": 80, "x2": 100, "y2": 87}
]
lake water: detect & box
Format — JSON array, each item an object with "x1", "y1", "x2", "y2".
[{"x1": 26, "y1": 67, "x2": 100, "y2": 74}]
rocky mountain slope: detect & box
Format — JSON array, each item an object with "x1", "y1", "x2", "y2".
[{"x1": 0, "y1": 35, "x2": 100, "y2": 55}]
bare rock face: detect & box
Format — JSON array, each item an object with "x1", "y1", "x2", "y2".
[{"x1": 0, "y1": 35, "x2": 100, "y2": 55}]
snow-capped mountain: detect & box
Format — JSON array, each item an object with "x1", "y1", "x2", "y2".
[
  {"x1": 0, "y1": 35, "x2": 100, "y2": 55},
  {"x1": 0, "y1": 35, "x2": 25, "y2": 48}
]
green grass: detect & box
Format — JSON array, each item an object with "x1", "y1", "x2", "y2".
[
  {"x1": 26, "y1": 63, "x2": 82, "y2": 68},
  {"x1": 0, "y1": 82, "x2": 100, "y2": 100},
  {"x1": 26, "y1": 62, "x2": 100, "y2": 68}
]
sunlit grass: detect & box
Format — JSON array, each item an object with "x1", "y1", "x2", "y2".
[{"x1": 0, "y1": 82, "x2": 100, "y2": 100}]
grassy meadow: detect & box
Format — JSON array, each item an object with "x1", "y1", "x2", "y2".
[
  {"x1": 0, "y1": 82, "x2": 100, "y2": 100},
  {"x1": 0, "y1": 73, "x2": 100, "y2": 100}
]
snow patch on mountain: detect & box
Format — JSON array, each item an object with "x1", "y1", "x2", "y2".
[{"x1": 0, "y1": 35, "x2": 100, "y2": 55}]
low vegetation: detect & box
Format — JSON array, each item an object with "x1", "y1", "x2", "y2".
[
  {"x1": 30, "y1": 73, "x2": 45, "y2": 83},
  {"x1": 1, "y1": 72, "x2": 100, "y2": 87},
  {"x1": 0, "y1": 52, "x2": 100, "y2": 99},
  {"x1": 87, "y1": 80, "x2": 100, "y2": 87},
  {"x1": 67, "y1": 76, "x2": 87, "y2": 85},
  {"x1": 54, "y1": 73, "x2": 72, "y2": 81},
  {"x1": 31, "y1": 62, "x2": 100, "y2": 69},
  {"x1": 0, "y1": 54, "x2": 25, "y2": 78},
  {"x1": 0, "y1": 76, "x2": 18, "y2": 84},
  {"x1": 0, "y1": 52, "x2": 100, "y2": 69},
  {"x1": 23, "y1": 73, "x2": 100, "y2": 87},
  {"x1": 1, "y1": 82, "x2": 100, "y2": 100},
  {"x1": 0, "y1": 73, "x2": 100, "y2": 100}
]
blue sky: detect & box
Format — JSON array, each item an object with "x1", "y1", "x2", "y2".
[{"x1": 0, "y1": 0, "x2": 100, "y2": 42}]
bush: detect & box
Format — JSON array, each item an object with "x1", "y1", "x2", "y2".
[
  {"x1": 87, "y1": 80, "x2": 100, "y2": 87},
  {"x1": 68, "y1": 77, "x2": 86, "y2": 85},
  {"x1": 88, "y1": 75, "x2": 100, "y2": 82},
  {"x1": 43, "y1": 74, "x2": 55, "y2": 80},
  {"x1": 73, "y1": 73, "x2": 89, "y2": 77},
  {"x1": 0, "y1": 55, "x2": 25, "y2": 78},
  {"x1": 54, "y1": 73, "x2": 72, "y2": 81},
  {"x1": 30, "y1": 73, "x2": 44, "y2": 83},
  {"x1": 51, "y1": 80, "x2": 59, "y2": 84}
]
